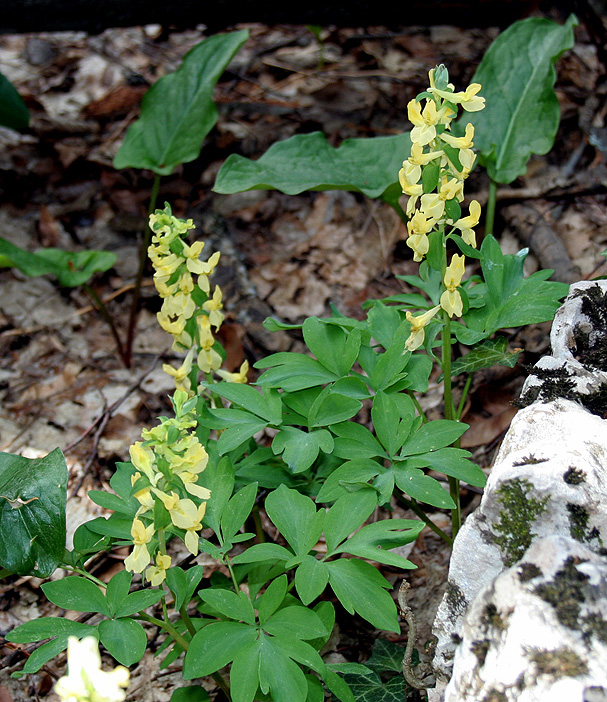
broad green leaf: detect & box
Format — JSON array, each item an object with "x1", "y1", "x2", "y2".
[
  {"x1": 214, "y1": 132, "x2": 411, "y2": 200},
  {"x1": 199, "y1": 589, "x2": 255, "y2": 624},
  {"x1": 258, "y1": 635, "x2": 309, "y2": 702},
  {"x1": 268, "y1": 635, "x2": 326, "y2": 675},
  {"x1": 115, "y1": 588, "x2": 164, "y2": 618},
  {"x1": 333, "y1": 519, "x2": 423, "y2": 569},
  {"x1": 42, "y1": 576, "x2": 110, "y2": 617},
  {"x1": 463, "y1": 235, "x2": 568, "y2": 334},
  {"x1": 323, "y1": 669, "x2": 355, "y2": 702},
  {"x1": 303, "y1": 318, "x2": 361, "y2": 376},
  {"x1": 211, "y1": 383, "x2": 282, "y2": 424},
  {"x1": 401, "y1": 420, "x2": 468, "y2": 456},
  {"x1": 199, "y1": 456, "x2": 235, "y2": 535},
  {"x1": 0, "y1": 448, "x2": 67, "y2": 577},
  {"x1": 171, "y1": 686, "x2": 210, "y2": 702},
  {"x1": 105, "y1": 570, "x2": 132, "y2": 616},
  {"x1": 220, "y1": 482, "x2": 257, "y2": 545},
  {"x1": 306, "y1": 674, "x2": 325, "y2": 702},
  {"x1": 366, "y1": 303, "x2": 403, "y2": 350},
  {"x1": 210, "y1": 409, "x2": 268, "y2": 455},
  {"x1": 392, "y1": 465, "x2": 455, "y2": 509},
  {"x1": 327, "y1": 559, "x2": 399, "y2": 632},
  {"x1": 265, "y1": 486, "x2": 324, "y2": 556},
  {"x1": 324, "y1": 490, "x2": 377, "y2": 554},
  {"x1": 256, "y1": 574, "x2": 288, "y2": 623},
  {"x1": 232, "y1": 543, "x2": 293, "y2": 564},
  {"x1": 467, "y1": 15, "x2": 577, "y2": 183},
  {"x1": 308, "y1": 388, "x2": 362, "y2": 428},
  {"x1": 114, "y1": 31, "x2": 249, "y2": 175},
  {"x1": 330, "y1": 423, "x2": 386, "y2": 460},
  {"x1": 255, "y1": 353, "x2": 339, "y2": 391},
  {"x1": 263, "y1": 605, "x2": 328, "y2": 640},
  {"x1": 0, "y1": 240, "x2": 116, "y2": 287},
  {"x1": 83, "y1": 515, "x2": 133, "y2": 540},
  {"x1": 0, "y1": 71, "x2": 29, "y2": 130},
  {"x1": 231, "y1": 642, "x2": 261, "y2": 702},
  {"x1": 16, "y1": 637, "x2": 84, "y2": 677},
  {"x1": 272, "y1": 427, "x2": 334, "y2": 474},
  {"x1": 342, "y1": 672, "x2": 407, "y2": 702},
  {"x1": 294, "y1": 555, "x2": 329, "y2": 605},
  {"x1": 371, "y1": 392, "x2": 401, "y2": 457},
  {"x1": 6, "y1": 617, "x2": 93, "y2": 645},
  {"x1": 414, "y1": 448, "x2": 486, "y2": 487},
  {"x1": 166, "y1": 564, "x2": 204, "y2": 612},
  {"x1": 98, "y1": 618, "x2": 147, "y2": 666},
  {"x1": 315, "y1": 460, "x2": 381, "y2": 503},
  {"x1": 184, "y1": 621, "x2": 258, "y2": 678},
  {"x1": 449, "y1": 336, "x2": 519, "y2": 377}
]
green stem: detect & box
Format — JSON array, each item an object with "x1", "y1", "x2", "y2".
[
  {"x1": 83, "y1": 283, "x2": 128, "y2": 367},
  {"x1": 407, "y1": 391, "x2": 428, "y2": 424},
  {"x1": 251, "y1": 505, "x2": 266, "y2": 543},
  {"x1": 398, "y1": 496, "x2": 452, "y2": 546},
  {"x1": 226, "y1": 557, "x2": 239, "y2": 591},
  {"x1": 124, "y1": 172, "x2": 162, "y2": 367},
  {"x1": 212, "y1": 672, "x2": 232, "y2": 700},
  {"x1": 387, "y1": 198, "x2": 408, "y2": 225},
  {"x1": 442, "y1": 310, "x2": 461, "y2": 536},
  {"x1": 138, "y1": 612, "x2": 190, "y2": 651},
  {"x1": 485, "y1": 178, "x2": 497, "y2": 237},
  {"x1": 66, "y1": 565, "x2": 107, "y2": 588},
  {"x1": 179, "y1": 606, "x2": 197, "y2": 637},
  {"x1": 456, "y1": 374, "x2": 473, "y2": 421}
]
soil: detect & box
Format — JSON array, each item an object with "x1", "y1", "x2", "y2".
[{"x1": 1, "y1": 9, "x2": 606, "y2": 702}]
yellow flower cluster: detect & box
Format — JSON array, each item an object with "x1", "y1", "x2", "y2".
[
  {"x1": 124, "y1": 390, "x2": 211, "y2": 586},
  {"x1": 400, "y1": 66, "x2": 485, "y2": 351},
  {"x1": 148, "y1": 207, "x2": 225, "y2": 389}
]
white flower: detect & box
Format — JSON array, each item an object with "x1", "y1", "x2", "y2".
[{"x1": 54, "y1": 636, "x2": 129, "y2": 702}]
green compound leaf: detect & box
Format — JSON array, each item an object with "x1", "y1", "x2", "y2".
[
  {"x1": 333, "y1": 519, "x2": 423, "y2": 569},
  {"x1": 0, "y1": 71, "x2": 29, "y2": 130},
  {"x1": 450, "y1": 336, "x2": 520, "y2": 377},
  {"x1": 467, "y1": 15, "x2": 577, "y2": 183},
  {"x1": 98, "y1": 618, "x2": 147, "y2": 666},
  {"x1": 214, "y1": 131, "x2": 411, "y2": 200},
  {"x1": 0, "y1": 448, "x2": 67, "y2": 577},
  {"x1": 114, "y1": 30, "x2": 248, "y2": 175},
  {"x1": 272, "y1": 427, "x2": 334, "y2": 474},
  {"x1": 0, "y1": 239, "x2": 116, "y2": 287},
  {"x1": 184, "y1": 621, "x2": 259, "y2": 679},
  {"x1": 265, "y1": 485, "x2": 325, "y2": 556}
]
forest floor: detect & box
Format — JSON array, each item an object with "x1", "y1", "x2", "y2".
[{"x1": 0, "y1": 7, "x2": 606, "y2": 701}]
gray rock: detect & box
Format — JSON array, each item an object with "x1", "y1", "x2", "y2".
[{"x1": 444, "y1": 535, "x2": 607, "y2": 702}]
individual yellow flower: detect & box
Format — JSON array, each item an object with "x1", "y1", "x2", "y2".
[
  {"x1": 440, "y1": 254, "x2": 466, "y2": 318},
  {"x1": 440, "y1": 123, "x2": 475, "y2": 150},
  {"x1": 157, "y1": 310, "x2": 187, "y2": 336},
  {"x1": 124, "y1": 518, "x2": 155, "y2": 574},
  {"x1": 179, "y1": 472, "x2": 212, "y2": 499},
  {"x1": 198, "y1": 347, "x2": 223, "y2": 374},
  {"x1": 405, "y1": 305, "x2": 441, "y2": 351},
  {"x1": 439, "y1": 176, "x2": 464, "y2": 202},
  {"x1": 408, "y1": 142, "x2": 442, "y2": 166},
  {"x1": 408, "y1": 99, "x2": 440, "y2": 146},
  {"x1": 202, "y1": 286, "x2": 224, "y2": 330},
  {"x1": 398, "y1": 160, "x2": 422, "y2": 196},
  {"x1": 129, "y1": 443, "x2": 158, "y2": 485},
  {"x1": 54, "y1": 636, "x2": 129, "y2": 702},
  {"x1": 162, "y1": 348, "x2": 195, "y2": 393},
  {"x1": 406, "y1": 233, "x2": 429, "y2": 263},
  {"x1": 162, "y1": 291, "x2": 197, "y2": 322},
  {"x1": 152, "y1": 489, "x2": 181, "y2": 512},
  {"x1": 216, "y1": 360, "x2": 250, "y2": 384},
  {"x1": 453, "y1": 200, "x2": 481, "y2": 230},
  {"x1": 197, "y1": 314, "x2": 215, "y2": 350},
  {"x1": 408, "y1": 210, "x2": 434, "y2": 236},
  {"x1": 420, "y1": 193, "x2": 445, "y2": 223},
  {"x1": 166, "y1": 498, "x2": 206, "y2": 556},
  {"x1": 145, "y1": 553, "x2": 172, "y2": 587},
  {"x1": 430, "y1": 83, "x2": 485, "y2": 112}
]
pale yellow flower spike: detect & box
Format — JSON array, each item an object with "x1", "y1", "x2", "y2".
[
  {"x1": 405, "y1": 306, "x2": 441, "y2": 352},
  {"x1": 145, "y1": 553, "x2": 172, "y2": 587},
  {"x1": 408, "y1": 99, "x2": 440, "y2": 146},
  {"x1": 430, "y1": 83, "x2": 485, "y2": 112},
  {"x1": 440, "y1": 254, "x2": 466, "y2": 318}
]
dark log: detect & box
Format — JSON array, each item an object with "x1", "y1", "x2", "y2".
[{"x1": 1, "y1": 0, "x2": 541, "y2": 35}]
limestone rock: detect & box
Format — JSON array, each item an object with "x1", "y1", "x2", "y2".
[
  {"x1": 444, "y1": 535, "x2": 607, "y2": 702},
  {"x1": 432, "y1": 399, "x2": 607, "y2": 686}
]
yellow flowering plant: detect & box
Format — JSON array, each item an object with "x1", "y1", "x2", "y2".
[{"x1": 4, "y1": 27, "x2": 576, "y2": 699}]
